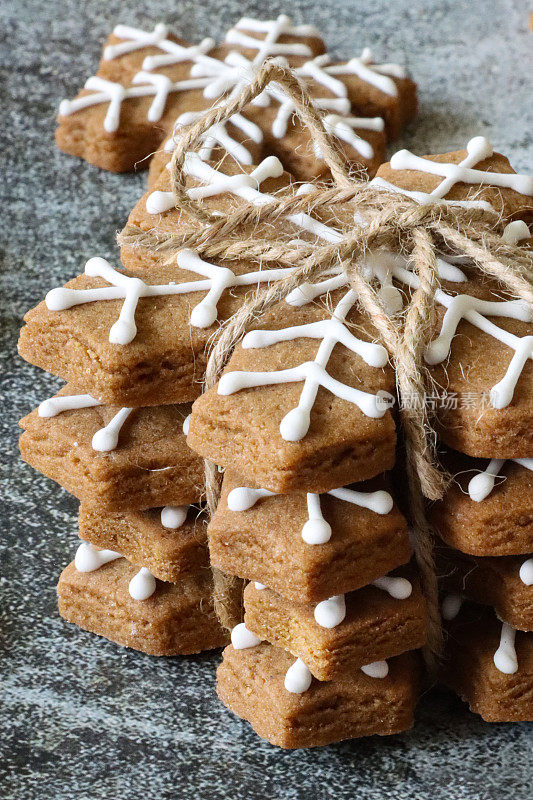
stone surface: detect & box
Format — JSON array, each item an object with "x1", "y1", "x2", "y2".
[{"x1": 0, "y1": 0, "x2": 531, "y2": 798}]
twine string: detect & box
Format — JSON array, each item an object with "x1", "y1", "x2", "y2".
[{"x1": 117, "y1": 60, "x2": 533, "y2": 659}]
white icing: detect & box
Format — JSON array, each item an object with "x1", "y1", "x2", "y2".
[
  {"x1": 390, "y1": 258, "x2": 533, "y2": 409},
  {"x1": 360, "y1": 660, "x2": 389, "y2": 678},
  {"x1": 38, "y1": 394, "x2": 101, "y2": 417},
  {"x1": 225, "y1": 15, "x2": 318, "y2": 64},
  {"x1": 160, "y1": 505, "x2": 188, "y2": 529},
  {"x1": 254, "y1": 582, "x2": 266, "y2": 590},
  {"x1": 284, "y1": 658, "x2": 313, "y2": 693},
  {"x1": 91, "y1": 406, "x2": 133, "y2": 452},
  {"x1": 323, "y1": 48, "x2": 405, "y2": 97},
  {"x1": 493, "y1": 622, "x2": 518, "y2": 674},
  {"x1": 37, "y1": 391, "x2": 130, "y2": 453},
  {"x1": 371, "y1": 137, "x2": 533, "y2": 208},
  {"x1": 502, "y1": 220, "x2": 531, "y2": 244},
  {"x1": 165, "y1": 110, "x2": 263, "y2": 166},
  {"x1": 314, "y1": 595, "x2": 346, "y2": 628},
  {"x1": 227, "y1": 482, "x2": 393, "y2": 546},
  {"x1": 156, "y1": 151, "x2": 342, "y2": 245},
  {"x1": 313, "y1": 114, "x2": 384, "y2": 160},
  {"x1": 468, "y1": 458, "x2": 533, "y2": 501},
  {"x1": 302, "y1": 493, "x2": 332, "y2": 545},
  {"x1": 75, "y1": 542, "x2": 121, "y2": 572},
  {"x1": 128, "y1": 567, "x2": 157, "y2": 600},
  {"x1": 231, "y1": 622, "x2": 261, "y2": 649},
  {"x1": 104, "y1": 23, "x2": 215, "y2": 71},
  {"x1": 227, "y1": 486, "x2": 276, "y2": 511},
  {"x1": 519, "y1": 558, "x2": 533, "y2": 586},
  {"x1": 218, "y1": 289, "x2": 390, "y2": 438},
  {"x1": 46, "y1": 253, "x2": 296, "y2": 337},
  {"x1": 441, "y1": 593, "x2": 464, "y2": 621},
  {"x1": 371, "y1": 575, "x2": 413, "y2": 600},
  {"x1": 59, "y1": 74, "x2": 211, "y2": 133},
  {"x1": 182, "y1": 414, "x2": 191, "y2": 435}
]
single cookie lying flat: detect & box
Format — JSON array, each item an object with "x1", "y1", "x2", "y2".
[
  {"x1": 19, "y1": 386, "x2": 201, "y2": 512},
  {"x1": 431, "y1": 455, "x2": 533, "y2": 556},
  {"x1": 58, "y1": 557, "x2": 227, "y2": 655},
  {"x1": 442, "y1": 603, "x2": 533, "y2": 722},
  {"x1": 207, "y1": 471, "x2": 410, "y2": 602},
  {"x1": 243, "y1": 570, "x2": 426, "y2": 680},
  {"x1": 188, "y1": 288, "x2": 396, "y2": 493},
  {"x1": 79, "y1": 503, "x2": 208, "y2": 582},
  {"x1": 217, "y1": 643, "x2": 421, "y2": 748}
]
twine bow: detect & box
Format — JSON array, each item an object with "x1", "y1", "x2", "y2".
[{"x1": 118, "y1": 60, "x2": 533, "y2": 671}]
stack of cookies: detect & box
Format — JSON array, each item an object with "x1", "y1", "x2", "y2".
[
  {"x1": 55, "y1": 15, "x2": 417, "y2": 181},
  {"x1": 433, "y1": 439, "x2": 532, "y2": 720},
  {"x1": 17, "y1": 13, "x2": 533, "y2": 746},
  {"x1": 183, "y1": 136, "x2": 533, "y2": 741},
  {"x1": 16, "y1": 347, "x2": 230, "y2": 655}
]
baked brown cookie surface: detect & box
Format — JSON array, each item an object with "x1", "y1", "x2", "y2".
[
  {"x1": 19, "y1": 386, "x2": 202, "y2": 511},
  {"x1": 58, "y1": 557, "x2": 227, "y2": 655},
  {"x1": 442, "y1": 603, "x2": 533, "y2": 722},
  {"x1": 78, "y1": 504, "x2": 208, "y2": 582},
  {"x1": 243, "y1": 570, "x2": 426, "y2": 680},
  {"x1": 217, "y1": 644, "x2": 421, "y2": 748},
  {"x1": 207, "y1": 471, "x2": 410, "y2": 602}
]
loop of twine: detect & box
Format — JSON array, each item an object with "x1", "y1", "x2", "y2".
[{"x1": 118, "y1": 59, "x2": 533, "y2": 666}]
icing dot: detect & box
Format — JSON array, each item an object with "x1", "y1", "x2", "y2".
[
  {"x1": 280, "y1": 407, "x2": 310, "y2": 441},
  {"x1": 182, "y1": 414, "x2": 191, "y2": 435},
  {"x1": 441, "y1": 593, "x2": 463, "y2": 621},
  {"x1": 227, "y1": 487, "x2": 256, "y2": 511},
  {"x1": 189, "y1": 301, "x2": 218, "y2": 328},
  {"x1": 231, "y1": 622, "x2": 261, "y2": 650},
  {"x1": 160, "y1": 505, "x2": 187, "y2": 529},
  {"x1": 38, "y1": 399, "x2": 58, "y2": 417},
  {"x1": 502, "y1": 220, "x2": 530, "y2": 244},
  {"x1": 91, "y1": 426, "x2": 119, "y2": 452},
  {"x1": 284, "y1": 658, "x2": 312, "y2": 694},
  {"x1": 519, "y1": 558, "x2": 533, "y2": 586},
  {"x1": 301, "y1": 517, "x2": 332, "y2": 545},
  {"x1": 74, "y1": 542, "x2": 121, "y2": 572},
  {"x1": 314, "y1": 595, "x2": 346, "y2": 628},
  {"x1": 493, "y1": 623, "x2": 518, "y2": 675},
  {"x1": 146, "y1": 190, "x2": 174, "y2": 214},
  {"x1": 45, "y1": 287, "x2": 78, "y2": 311},
  {"x1": 372, "y1": 575, "x2": 412, "y2": 599},
  {"x1": 466, "y1": 136, "x2": 493, "y2": 160},
  {"x1": 128, "y1": 567, "x2": 156, "y2": 600},
  {"x1": 361, "y1": 660, "x2": 389, "y2": 678},
  {"x1": 109, "y1": 318, "x2": 137, "y2": 345},
  {"x1": 254, "y1": 582, "x2": 266, "y2": 590},
  {"x1": 378, "y1": 284, "x2": 403, "y2": 315},
  {"x1": 468, "y1": 471, "x2": 497, "y2": 502}
]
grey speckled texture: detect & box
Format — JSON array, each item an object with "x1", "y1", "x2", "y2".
[{"x1": 1, "y1": 1, "x2": 532, "y2": 797}]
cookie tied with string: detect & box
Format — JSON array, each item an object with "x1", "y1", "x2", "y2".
[{"x1": 56, "y1": 16, "x2": 415, "y2": 180}]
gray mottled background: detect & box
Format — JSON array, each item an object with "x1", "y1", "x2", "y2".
[{"x1": 1, "y1": 1, "x2": 532, "y2": 798}]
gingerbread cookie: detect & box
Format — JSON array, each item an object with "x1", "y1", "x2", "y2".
[
  {"x1": 242, "y1": 569, "x2": 426, "y2": 680},
  {"x1": 431, "y1": 451, "x2": 533, "y2": 556},
  {"x1": 56, "y1": 16, "x2": 416, "y2": 180},
  {"x1": 58, "y1": 549, "x2": 227, "y2": 655},
  {"x1": 441, "y1": 602, "x2": 532, "y2": 722},
  {"x1": 78, "y1": 503, "x2": 208, "y2": 582},
  {"x1": 19, "y1": 386, "x2": 201, "y2": 511},
  {"x1": 207, "y1": 471, "x2": 410, "y2": 601},
  {"x1": 440, "y1": 549, "x2": 532, "y2": 632},
  {"x1": 217, "y1": 644, "x2": 421, "y2": 748}
]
